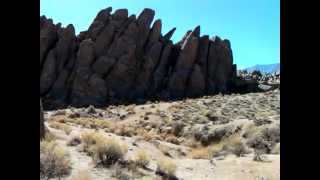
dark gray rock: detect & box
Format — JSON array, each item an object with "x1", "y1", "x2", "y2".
[
  {"x1": 163, "y1": 27, "x2": 176, "y2": 40},
  {"x1": 40, "y1": 99, "x2": 45, "y2": 139},
  {"x1": 168, "y1": 27, "x2": 200, "y2": 98},
  {"x1": 40, "y1": 7, "x2": 240, "y2": 109},
  {"x1": 40, "y1": 49, "x2": 57, "y2": 95},
  {"x1": 92, "y1": 56, "x2": 117, "y2": 76}
]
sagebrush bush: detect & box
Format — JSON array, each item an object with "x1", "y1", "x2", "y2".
[
  {"x1": 134, "y1": 149, "x2": 150, "y2": 167},
  {"x1": 172, "y1": 121, "x2": 184, "y2": 137},
  {"x1": 81, "y1": 132, "x2": 128, "y2": 166},
  {"x1": 81, "y1": 132, "x2": 104, "y2": 154},
  {"x1": 242, "y1": 123, "x2": 260, "y2": 139},
  {"x1": 222, "y1": 134, "x2": 248, "y2": 157},
  {"x1": 156, "y1": 157, "x2": 177, "y2": 179},
  {"x1": 40, "y1": 140, "x2": 71, "y2": 180},
  {"x1": 190, "y1": 142, "x2": 224, "y2": 159},
  {"x1": 43, "y1": 132, "x2": 56, "y2": 142},
  {"x1": 114, "y1": 124, "x2": 135, "y2": 137},
  {"x1": 49, "y1": 122, "x2": 72, "y2": 135},
  {"x1": 261, "y1": 125, "x2": 280, "y2": 143},
  {"x1": 91, "y1": 137, "x2": 128, "y2": 166}
]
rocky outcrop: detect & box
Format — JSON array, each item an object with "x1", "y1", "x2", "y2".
[
  {"x1": 40, "y1": 99, "x2": 45, "y2": 139},
  {"x1": 40, "y1": 7, "x2": 237, "y2": 109}
]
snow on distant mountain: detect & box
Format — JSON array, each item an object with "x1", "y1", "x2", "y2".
[{"x1": 244, "y1": 63, "x2": 280, "y2": 74}]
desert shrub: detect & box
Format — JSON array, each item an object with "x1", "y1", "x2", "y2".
[
  {"x1": 222, "y1": 134, "x2": 249, "y2": 157},
  {"x1": 253, "y1": 149, "x2": 264, "y2": 162},
  {"x1": 49, "y1": 122, "x2": 72, "y2": 135},
  {"x1": 190, "y1": 142, "x2": 224, "y2": 159},
  {"x1": 81, "y1": 132, "x2": 104, "y2": 154},
  {"x1": 271, "y1": 143, "x2": 280, "y2": 154},
  {"x1": 246, "y1": 136, "x2": 271, "y2": 154},
  {"x1": 43, "y1": 132, "x2": 56, "y2": 142},
  {"x1": 189, "y1": 147, "x2": 211, "y2": 159},
  {"x1": 40, "y1": 140, "x2": 71, "y2": 180},
  {"x1": 171, "y1": 121, "x2": 184, "y2": 136},
  {"x1": 114, "y1": 124, "x2": 135, "y2": 137},
  {"x1": 156, "y1": 157, "x2": 177, "y2": 179},
  {"x1": 137, "y1": 129, "x2": 161, "y2": 141},
  {"x1": 91, "y1": 137, "x2": 128, "y2": 166},
  {"x1": 70, "y1": 170, "x2": 92, "y2": 180},
  {"x1": 134, "y1": 150, "x2": 150, "y2": 168},
  {"x1": 78, "y1": 118, "x2": 93, "y2": 128},
  {"x1": 194, "y1": 124, "x2": 235, "y2": 146},
  {"x1": 67, "y1": 135, "x2": 82, "y2": 146},
  {"x1": 242, "y1": 123, "x2": 260, "y2": 139},
  {"x1": 95, "y1": 119, "x2": 114, "y2": 129},
  {"x1": 261, "y1": 125, "x2": 280, "y2": 143}
]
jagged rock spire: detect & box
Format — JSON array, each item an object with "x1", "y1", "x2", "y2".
[{"x1": 40, "y1": 7, "x2": 237, "y2": 109}]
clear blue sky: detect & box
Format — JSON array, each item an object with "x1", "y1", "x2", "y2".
[{"x1": 40, "y1": 0, "x2": 279, "y2": 69}]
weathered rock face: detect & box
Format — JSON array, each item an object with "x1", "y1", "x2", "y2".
[
  {"x1": 40, "y1": 99, "x2": 45, "y2": 139},
  {"x1": 40, "y1": 8, "x2": 237, "y2": 109}
]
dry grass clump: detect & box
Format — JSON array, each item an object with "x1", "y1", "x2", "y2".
[
  {"x1": 189, "y1": 142, "x2": 224, "y2": 159},
  {"x1": 189, "y1": 134, "x2": 249, "y2": 159},
  {"x1": 133, "y1": 149, "x2": 150, "y2": 168},
  {"x1": 91, "y1": 137, "x2": 128, "y2": 166},
  {"x1": 81, "y1": 132, "x2": 128, "y2": 166},
  {"x1": 70, "y1": 170, "x2": 92, "y2": 180},
  {"x1": 242, "y1": 123, "x2": 261, "y2": 139},
  {"x1": 221, "y1": 134, "x2": 249, "y2": 157},
  {"x1": 113, "y1": 124, "x2": 136, "y2": 137},
  {"x1": 136, "y1": 129, "x2": 161, "y2": 141},
  {"x1": 74, "y1": 118, "x2": 116, "y2": 132},
  {"x1": 156, "y1": 157, "x2": 177, "y2": 179},
  {"x1": 171, "y1": 121, "x2": 185, "y2": 137},
  {"x1": 40, "y1": 139, "x2": 71, "y2": 180},
  {"x1": 49, "y1": 122, "x2": 72, "y2": 135},
  {"x1": 43, "y1": 132, "x2": 56, "y2": 142},
  {"x1": 81, "y1": 132, "x2": 104, "y2": 154}
]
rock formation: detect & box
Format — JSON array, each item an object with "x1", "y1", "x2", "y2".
[
  {"x1": 40, "y1": 7, "x2": 237, "y2": 109},
  {"x1": 40, "y1": 99, "x2": 45, "y2": 139}
]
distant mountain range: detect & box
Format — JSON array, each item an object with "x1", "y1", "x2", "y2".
[{"x1": 243, "y1": 63, "x2": 280, "y2": 74}]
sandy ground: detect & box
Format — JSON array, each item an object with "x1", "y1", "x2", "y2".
[{"x1": 44, "y1": 90, "x2": 280, "y2": 180}]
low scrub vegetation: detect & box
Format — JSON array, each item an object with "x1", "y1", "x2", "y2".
[
  {"x1": 133, "y1": 149, "x2": 150, "y2": 168},
  {"x1": 40, "y1": 139, "x2": 71, "y2": 180},
  {"x1": 156, "y1": 157, "x2": 177, "y2": 179},
  {"x1": 49, "y1": 122, "x2": 72, "y2": 135},
  {"x1": 81, "y1": 132, "x2": 128, "y2": 166}
]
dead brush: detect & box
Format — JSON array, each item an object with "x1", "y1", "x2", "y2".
[
  {"x1": 156, "y1": 157, "x2": 177, "y2": 179},
  {"x1": 114, "y1": 124, "x2": 136, "y2": 137},
  {"x1": 91, "y1": 137, "x2": 128, "y2": 166},
  {"x1": 49, "y1": 122, "x2": 72, "y2": 135},
  {"x1": 221, "y1": 133, "x2": 249, "y2": 157},
  {"x1": 80, "y1": 132, "x2": 128, "y2": 166},
  {"x1": 40, "y1": 139, "x2": 71, "y2": 180},
  {"x1": 133, "y1": 149, "x2": 150, "y2": 168},
  {"x1": 189, "y1": 142, "x2": 224, "y2": 159}
]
